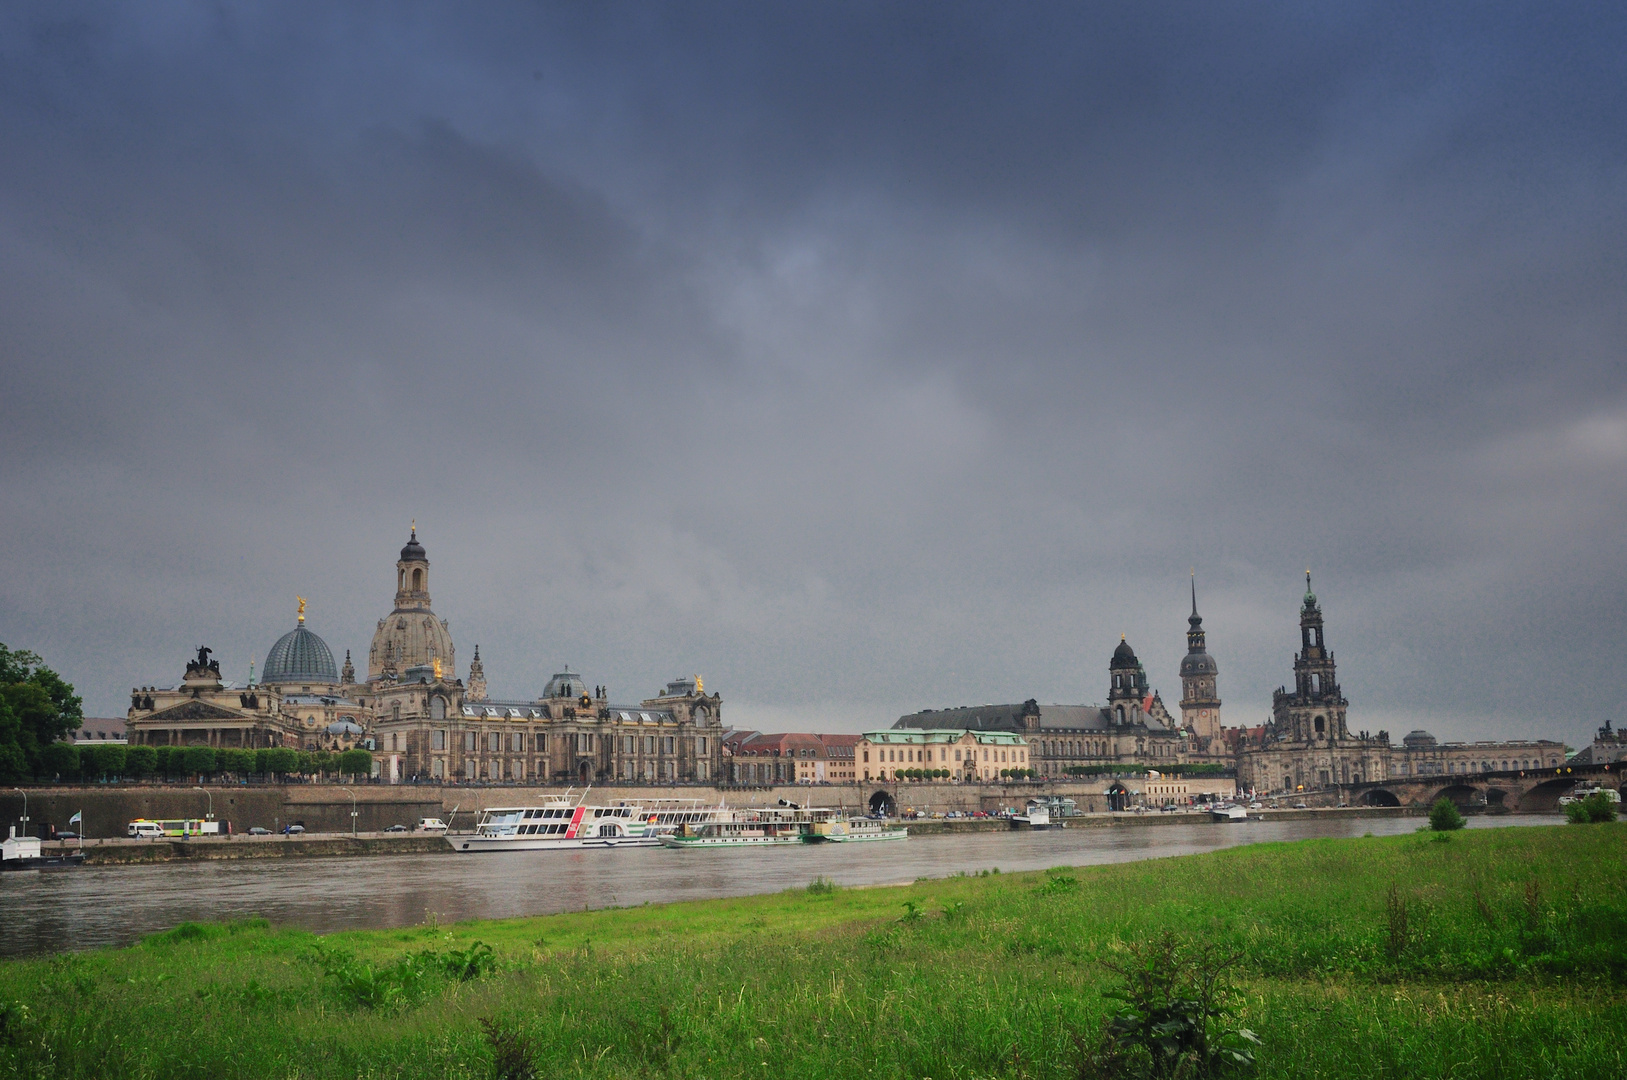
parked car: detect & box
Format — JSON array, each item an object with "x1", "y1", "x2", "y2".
[
  {"x1": 414, "y1": 818, "x2": 448, "y2": 833},
  {"x1": 1292, "y1": 803, "x2": 1308, "y2": 810},
  {"x1": 282, "y1": 823, "x2": 306, "y2": 835},
  {"x1": 55, "y1": 831, "x2": 79, "y2": 840},
  {"x1": 247, "y1": 827, "x2": 271, "y2": 835},
  {"x1": 384, "y1": 824, "x2": 409, "y2": 833}
]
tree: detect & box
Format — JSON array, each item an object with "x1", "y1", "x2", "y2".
[
  {"x1": 265, "y1": 747, "x2": 299, "y2": 778},
  {"x1": 338, "y1": 748, "x2": 373, "y2": 779},
  {"x1": 125, "y1": 745, "x2": 156, "y2": 779},
  {"x1": 40, "y1": 742, "x2": 80, "y2": 781},
  {"x1": 1428, "y1": 796, "x2": 1465, "y2": 831},
  {"x1": 0, "y1": 644, "x2": 83, "y2": 780},
  {"x1": 253, "y1": 748, "x2": 271, "y2": 777},
  {"x1": 295, "y1": 751, "x2": 315, "y2": 777},
  {"x1": 85, "y1": 743, "x2": 127, "y2": 780},
  {"x1": 183, "y1": 746, "x2": 217, "y2": 778}
]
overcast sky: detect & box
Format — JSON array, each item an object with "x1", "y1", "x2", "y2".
[{"x1": 1, "y1": 3, "x2": 1623, "y2": 745}]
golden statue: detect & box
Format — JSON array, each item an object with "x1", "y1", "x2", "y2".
[
  {"x1": 297, "y1": 596, "x2": 307, "y2": 623},
  {"x1": 433, "y1": 657, "x2": 443, "y2": 680},
  {"x1": 694, "y1": 674, "x2": 703, "y2": 694}
]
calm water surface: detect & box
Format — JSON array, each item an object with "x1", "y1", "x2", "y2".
[{"x1": 2, "y1": 814, "x2": 1553, "y2": 957}]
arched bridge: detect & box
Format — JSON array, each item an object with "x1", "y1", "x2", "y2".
[{"x1": 1344, "y1": 763, "x2": 1620, "y2": 811}]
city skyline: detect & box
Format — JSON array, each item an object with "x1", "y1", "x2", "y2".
[{"x1": 2, "y1": 5, "x2": 1623, "y2": 747}]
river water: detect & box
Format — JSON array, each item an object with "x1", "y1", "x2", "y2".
[{"x1": 2, "y1": 814, "x2": 1552, "y2": 958}]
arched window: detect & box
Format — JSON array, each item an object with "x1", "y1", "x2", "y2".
[
  {"x1": 430, "y1": 696, "x2": 446, "y2": 720},
  {"x1": 398, "y1": 569, "x2": 405, "y2": 591},
  {"x1": 1314, "y1": 716, "x2": 1325, "y2": 734},
  {"x1": 412, "y1": 568, "x2": 423, "y2": 591}
]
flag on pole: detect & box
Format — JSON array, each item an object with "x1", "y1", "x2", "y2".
[{"x1": 68, "y1": 811, "x2": 82, "y2": 825}]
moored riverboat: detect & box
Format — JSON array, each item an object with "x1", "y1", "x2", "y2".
[
  {"x1": 814, "y1": 816, "x2": 908, "y2": 842},
  {"x1": 450, "y1": 795, "x2": 651, "y2": 852},
  {"x1": 2, "y1": 827, "x2": 85, "y2": 870},
  {"x1": 660, "y1": 806, "x2": 841, "y2": 848},
  {"x1": 1210, "y1": 804, "x2": 1250, "y2": 822}
]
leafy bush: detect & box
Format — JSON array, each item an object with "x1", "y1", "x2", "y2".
[
  {"x1": 1565, "y1": 792, "x2": 1618, "y2": 824},
  {"x1": 311, "y1": 940, "x2": 496, "y2": 1012},
  {"x1": 1428, "y1": 797, "x2": 1465, "y2": 831},
  {"x1": 806, "y1": 876, "x2": 838, "y2": 895},
  {"x1": 1081, "y1": 931, "x2": 1258, "y2": 1079}
]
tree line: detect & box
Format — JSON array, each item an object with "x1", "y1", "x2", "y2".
[{"x1": 2, "y1": 642, "x2": 372, "y2": 784}]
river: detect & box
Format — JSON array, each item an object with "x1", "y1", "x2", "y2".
[{"x1": 1, "y1": 813, "x2": 1553, "y2": 958}]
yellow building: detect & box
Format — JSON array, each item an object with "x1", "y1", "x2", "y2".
[{"x1": 858, "y1": 729, "x2": 1029, "y2": 782}]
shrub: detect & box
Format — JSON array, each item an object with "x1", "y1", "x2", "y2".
[
  {"x1": 1081, "y1": 930, "x2": 1258, "y2": 1079},
  {"x1": 806, "y1": 876, "x2": 838, "y2": 895},
  {"x1": 125, "y1": 745, "x2": 156, "y2": 779},
  {"x1": 1566, "y1": 792, "x2": 1618, "y2": 824},
  {"x1": 1429, "y1": 797, "x2": 1465, "y2": 831}
]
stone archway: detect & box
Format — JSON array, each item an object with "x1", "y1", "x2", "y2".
[
  {"x1": 1361, "y1": 788, "x2": 1401, "y2": 807},
  {"x1": 1106, "y1": 783, "x2": 1130, "y2": 812},
  {"x1": 578, "y1": 760, "x2": 592, "y2": 783},
  {"x1": 1517, "y1": 776, "x2": 1583, "y2": 812},
  {"x1": 1432, "y1": 784, "x2": 1482, "y2": 808},
  {"x1": 868, "y1": 790, "x2": 896, "y2": 817}
]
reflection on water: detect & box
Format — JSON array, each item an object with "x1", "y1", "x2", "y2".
[{"x1": 1, "y1": 814, "x2": 1551, "y2": 958}]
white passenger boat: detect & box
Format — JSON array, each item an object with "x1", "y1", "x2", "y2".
[
  {"x1": 1210, "y1": 803, "x2": 1249, "y2": 822},
  {"x1": 660, "y1": 806, "x2": 838, "y2": 848},
  {"x1": 814, "y1": 817, "x2": 908, "y2": 842},
  {"x1": 637, "y1": 798, "x2": 736, "y2": 841},
  {"x1": 449, "y1": 793, "x2": 653, "y2": 852}
]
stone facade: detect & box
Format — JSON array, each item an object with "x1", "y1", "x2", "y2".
[
  {"x1": 894, "y1": 638, "x2": 1188, "y2": 773},
  {"x1": 858, "y1": 729, "x2": 1029, "y2": 782},
  {"x1": 723, "y1": 731, "x2": 860, "y2": 784},
  {"x1": 128, "y1": 529, "x2": 726, "y2": 783}
]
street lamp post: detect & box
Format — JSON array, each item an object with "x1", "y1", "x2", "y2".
[
  {"x1": 13, "y1": 788, "x2": 26, "y2": 838},
  {"x1": 192, "y1": 786, "x2": 214, "y2": 821},
  {"x1": 341, "y1": 787, "x2": 357, "y2": 837}
]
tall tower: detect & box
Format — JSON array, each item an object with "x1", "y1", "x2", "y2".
[
  {"x1": 1179, "y1": 575, "x2": 1221, "y2": 739},
  {"x1": 368, "y1": 525, "x2": 457, "y2": 681},
  {"x1": 466, "y1": 645, "x2": 488, "y2": 702},
  {"x1": 1107, "y1": 637, "x2": 1149, "y2": 726},
  {"x1": 395, "y1": 525, "x2": 431, "y2": 611},
  {"x1": 1272, "y1": 572, "x2": 1348, "y2": 742}
]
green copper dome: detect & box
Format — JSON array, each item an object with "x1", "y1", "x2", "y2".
[{"x1": 262, "y1": 622, "x2": 338, "y2": 685}]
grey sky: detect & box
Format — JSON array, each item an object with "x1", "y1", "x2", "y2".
[{"x1": 1, "y1": 3, "x2": 1623, "y2": 745}]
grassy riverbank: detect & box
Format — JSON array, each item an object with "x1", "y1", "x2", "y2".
[{"x1": 1, "y1": 824, "x2": 1623, "y2": 1078}]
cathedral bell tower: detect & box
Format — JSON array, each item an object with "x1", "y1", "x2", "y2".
[
  {"x1": 1273, "y1": 572, "x2": 1348, "y2": 743},
  {"x1": 395, "y1": 524, "x2": 431, "y2": 611},
  {"x1": 1107, "y1": 637, "x2": 1149, "y2": 727},
  {"x1": 1178, "y1": 575, "x2": 1222, "y2": 740}
]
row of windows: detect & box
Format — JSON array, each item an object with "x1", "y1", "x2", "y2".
[
  {"x1": 863, "y1": 747, "x2": 1025, "y2": 765},
  {"x1": 415, "y1": 730, "x2": 710, "y2": 756}
]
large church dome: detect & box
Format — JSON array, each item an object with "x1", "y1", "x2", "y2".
[
  {"x1": 1179, "y1": 651, "x2": 1219, "y2": 677},
  {"x1": 263, "y1": 622, "x2": 339, "y2": 685},
  {"x1": 368, "y1": 527, "x2": 456, "y2": 681}
]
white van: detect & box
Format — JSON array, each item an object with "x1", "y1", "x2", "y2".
[
  {"x1": 415, "y1": 818, "x2": 448, "y2": 833},
  {"x1": 127, "y1": 820, "x2": 165, "y2": 838}
]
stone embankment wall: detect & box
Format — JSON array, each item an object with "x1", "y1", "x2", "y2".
[{"x1": 4, "y1": 778, "x2": 1242, "y2": 837}]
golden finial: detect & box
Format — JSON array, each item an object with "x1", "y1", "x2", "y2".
[
  {"x1": 694, "y1": 674, "x2": 703, "y2": 694},
  {"x1": 296, "y1": 596, "x2": 306, "y2": 622},
  {"x1": 432, "y1": 657, "x2": 442, "y2": 680}
]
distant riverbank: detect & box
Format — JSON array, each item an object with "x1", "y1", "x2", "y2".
[
  {"x1": 40, "y1": 803, "x2": 1434, "y2": 863},
  {"x1": 0, "y1": 823, "x2": 1619, "y2": 1079}
]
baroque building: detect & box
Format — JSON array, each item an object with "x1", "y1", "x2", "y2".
[
  {"x1": 127, "y1": 527, "x2": 726, "y2": 784},
  {"x1": 893, "y1": 636, "x2": 1188, "y2": 772},
  {"x1": 1237, "y1": 575, "x2": 1390, "y2": 793}
]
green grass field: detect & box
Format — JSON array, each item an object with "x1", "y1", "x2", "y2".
[{"x1": 1, "y1": 824, "x2": 1623, "y2": 1078}]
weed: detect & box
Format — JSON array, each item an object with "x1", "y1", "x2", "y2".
[
  {"x1": 479, "y1": 1017, "x2": 536, "y2": 1080},
  {"x1": 806, "y1": 876, "x2": 838, "y2": 895},
  {"x1": 1384, "y1": 884, "x2": 1410, "y2": 960},
  {"x1": 1082, "y1": 931, "x2": 1258, "y2": 1079},
  {"x1": 899, "y1": 900, "x2": 923, "y2": 922}
]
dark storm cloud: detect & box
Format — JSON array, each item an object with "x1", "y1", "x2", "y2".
[{"x1": 0, "y1": 2, "x2": 1623, "y2": 744}]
